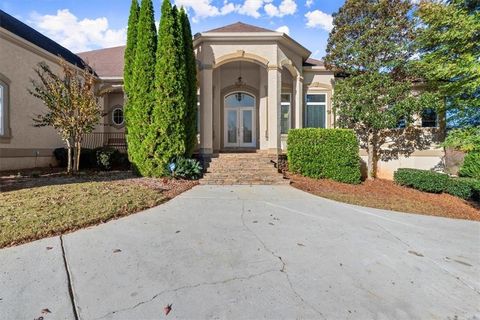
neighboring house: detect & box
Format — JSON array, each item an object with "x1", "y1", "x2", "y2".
[{"x1": 0, "y1": 11, "x2": 443, "y2": 179}]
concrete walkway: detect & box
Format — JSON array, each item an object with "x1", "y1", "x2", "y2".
[{"x1": 1, "y1": 185, "x2": 479, "y2": 319}]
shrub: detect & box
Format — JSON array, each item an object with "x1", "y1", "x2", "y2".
[
  {"x1": 445, "y1": 178, "x2": 478, "y2": 200},
  {"x1": 394, "y1": 168, "x2": 449, "y2": 193},
  {"x1": 287, "y1": 128, "x2": 361, "y2": 184},
  {"x1": 54, "y1": 148, "x2": 96, "y2": 169},
  {"x1": 95, "y1": 147, "x2": 120, "y2": 171},
  {"x1": 168, "y1": 157, "x2": 202, "y2": 180},
  {"x1": 459, "y1": 151, "x2": 480, "y2": 179}
]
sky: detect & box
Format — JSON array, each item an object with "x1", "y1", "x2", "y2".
[{"x1": 0, "y1": 0, "x2": 344, "y2": 59}]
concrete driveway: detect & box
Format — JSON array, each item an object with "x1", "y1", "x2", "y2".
[{"x1": 1, "y1": 185, "x2": 479, "y2": 320}]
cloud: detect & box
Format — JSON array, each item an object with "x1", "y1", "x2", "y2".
[
  {"x1": 29, "y1": 9, "x2": 126, "y2": 52},
  {"x1": 236, "y1": 0, "x2": 268, "y2": 18},
  {"x1": 275, "y1": 25, "x2": 290, "y2": 34},
  {"x1": 305, "y1": 0, "x2": 314, "y2": 7},
  {"x1": 264, "y1": 0, "x2": 297, "y2": 17},
  {"x1": 305, "y1": 9, "x2": 333, "y2": 32},
  {"x1": 174, "y1": 0, "x2": 236, "y2": 21}
]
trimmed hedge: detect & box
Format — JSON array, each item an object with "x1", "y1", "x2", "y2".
[
  {"x1": 287, "y1": 128, "x2": 361, "y2": 184},
  {"x1": 393, "y1": 168, "x2": 449, "y2": 193},
  {"x1": 394, "y1": 168, "x2": 480, "y2": 200},
  {"x1": 53, "y1": 147, "x2": 130, "y2": 171},
  {"x1": 459, "y1": 151, "x2": 480, "y2": 179}
]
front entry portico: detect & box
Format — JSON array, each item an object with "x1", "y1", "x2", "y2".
[{"x1": 224, "y1": 92, "x2": 256, "y2": 148}]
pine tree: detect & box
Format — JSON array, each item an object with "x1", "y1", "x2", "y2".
[
  {"x1": 123, "y1": 0, "x2": 139, "y2": 97},
  {"x1": 125, "y1": 0, "x2": 157, "y2": 175},
  {"x1": 179, "y1": 8, "x2": 198, "y2": 157},
  {"x1": 146, "y1": 0, "x2": 187, "y2": 176}
]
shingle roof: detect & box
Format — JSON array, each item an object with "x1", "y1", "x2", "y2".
[
  {"x1": 303, "y1": 58, "x2": 325, "y2": 67},
  {"x1": 205, "y1": 22, "x2": 274, "y2": 33},
  {"x1": 0, "y1": 9, "x2": 89, "y2": 70},
  {"x1": 77, "y1": 46, "x2": 125, "y2": 78}
]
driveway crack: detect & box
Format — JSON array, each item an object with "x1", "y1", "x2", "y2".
[
  {"x1": 241, "y1": 201, "x2": 326, "y2": 319},
  {"x1": 60, "y1": 235, "x2": 80, "y2": 320},
  {"x1": 94, "y1": 269, "x2": 278, "y2": 319}
]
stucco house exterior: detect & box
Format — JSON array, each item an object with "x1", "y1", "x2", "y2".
[{"x1": 0, "y1": 10, "x2": 444, "y2": 179}]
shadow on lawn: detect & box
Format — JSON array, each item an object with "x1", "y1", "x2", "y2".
[{"x1": 0, "y1": 168, "x2": 135, "y2": 192}]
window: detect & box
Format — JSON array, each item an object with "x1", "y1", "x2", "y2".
[
  {"x1": 305, "y1": 93, "x2": 326, "y2": 128},
  {"x1": 280, "y1": 93, "x2": 291, "y2": 134},
  {"x1": 0, "y1": 77, "x2": 9, "y2": 138},
  {"x1": 421, "y1": 108, "x2": 438, "y2": 127},
  {"x1": 112, "y1": 107, "x2": 124, "y2": 126}
]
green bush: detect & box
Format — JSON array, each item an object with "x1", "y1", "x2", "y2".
[
  {"x1": 168, "y1": 157, "x2": 202, "y2": 179},
  {"x1": 394, "y1": 168, "x2": 449, "y2": 193},
  {"x1": 459, "y1": 151, "x2": 480, "y2": 179},
  {"x1": 444, "y1": 178, "x2": 478, "y2": 200},
  {"x1": 53, "y1": 148, "x2": 96, "y2": 169},
  {"x1": 287, "y1": 128, "x2": 361, "y2": 184}
]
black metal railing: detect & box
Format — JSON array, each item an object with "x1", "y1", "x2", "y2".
[{"x1": 83, "y1": 132, "x2": 127, "y2": 153}]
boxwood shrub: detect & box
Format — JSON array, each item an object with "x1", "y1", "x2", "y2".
[
  {"x1": 393, "y1": 168, "x2": 449, "y2": 193},
  {"x1": 394, "y1": 168, "x2": 480, "y2": 200},
  {"x1": 287, "y1": 128, "x2": 361, "y2": 184}
]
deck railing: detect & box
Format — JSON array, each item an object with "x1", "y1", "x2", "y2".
[{"x1": 82, "y1": 132, "x2": 127, "y2": 153}]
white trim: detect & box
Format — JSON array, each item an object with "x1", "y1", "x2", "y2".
[{"x1": 280, "y1": 93, "x2": 291, "y2": 134}]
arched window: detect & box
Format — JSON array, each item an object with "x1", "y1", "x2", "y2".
[{"x1": 112, "y1": 107, "x2": 124, "y2": 126}]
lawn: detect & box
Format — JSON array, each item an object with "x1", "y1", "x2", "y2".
[
  {"x1": 0, "y1": 171, "x2": 197, "y2": 248},
  {"x1": 289, "y1": 174, "x2": 480, "y2": 221}
]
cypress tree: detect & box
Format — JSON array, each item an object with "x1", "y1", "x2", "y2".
[
  {"x1": 147, "y1": 0, "x2": 187, "y2": 176},
  {"x1": 179, "y1": 8, "x2": 198, "y2": 157},
  {"x1": 123, "y1": 0, "x2": 139, "y2": 97},
  {"x1": 125, "y1": 0, "x2": 157, "y2": 175}
]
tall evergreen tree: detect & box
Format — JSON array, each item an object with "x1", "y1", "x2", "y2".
[
  {"x1": 414, "y1": 0, "x2": 480, "y2": 127},
  {"x1": 123, "y1": 0, "x2": 139, "y2": 97},
  {"x1": 125, "y1": 0, "x2": 157, "y2": 175},
  {"x1": 146, "y1": 0, "x2": 187, "y2": 176},
  {"x1": 179, "y1": 8, "x2": 198, "y2": 157},
  {"x1": 325, "y1": 0, "x2": 440, "y2": 180}
]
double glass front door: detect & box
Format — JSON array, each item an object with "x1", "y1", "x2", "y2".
[{"x1": 224, "y1": 92, "x2": 256, "y2": 148}]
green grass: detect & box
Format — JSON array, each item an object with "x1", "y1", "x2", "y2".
[{"x1": 0, "y1": 180, "x2": 165, "y2": 247}]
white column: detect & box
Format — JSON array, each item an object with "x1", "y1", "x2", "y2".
[
  {"x1": 267, "y1": 66, "x2": 281, "y2": 154},
  {"x1": 200, "y1": 66, "x2": 213, "y2": 154},
  {"x1": 259, "y1": 68, "x2": 268, "y2": 150},
  {"x1": 213, "y1": 72, "x2": 221, "y2": 152},
  {"x1": 294, "y1": 75, "x2": 303, "y2": 129}
]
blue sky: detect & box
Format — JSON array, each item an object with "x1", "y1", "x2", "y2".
[{"x1": 1, "y1": 0, "x2": 344, "y2": 58}]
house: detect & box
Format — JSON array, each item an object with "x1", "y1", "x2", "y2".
[{"x1": 0, "y1": 10, "x2": 444, "y2": 179}]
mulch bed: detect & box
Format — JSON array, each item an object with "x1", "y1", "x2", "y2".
[{"x1": 288, "y1": 173, "x2": 480, "y2": 221}]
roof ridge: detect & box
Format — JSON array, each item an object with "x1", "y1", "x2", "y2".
[{"x1": 204, "y1": 21, "x2": 274, "y2": 33}]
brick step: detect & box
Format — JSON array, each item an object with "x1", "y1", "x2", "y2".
[
  {"x1": 206, "y1": 164, "x2": 276, "y2": 170},
  {"x1": 200, "y1": 178, "x2": 290, "y2": 185},
  {"x1": 203, "y1": 173, "x2": 281, "y2": 179}
]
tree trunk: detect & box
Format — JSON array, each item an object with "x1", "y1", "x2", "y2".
[
  {"x1": 65, "y1": 139, "x2": 72, "y2": 174},
  {"x1": 75, "y1": 141, "x2": 81, "y2": 173},
  {"x1": 366, "y1": 130, "x2": 377, "y2": 180}
]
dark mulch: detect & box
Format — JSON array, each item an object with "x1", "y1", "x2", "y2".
[{"x1": 288, "y1": 173, "x2": 480, "y2": 221}]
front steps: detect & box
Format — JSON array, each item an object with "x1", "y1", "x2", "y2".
[{"x1": 200, "y1": 152, "x2": 289, "y2": 185}]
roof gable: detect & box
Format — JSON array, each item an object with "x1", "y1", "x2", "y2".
[
  {"x1": 0, "y1": 9, "x2": 88, "y2": 70},
  {"x1": 205, "y1": 22, "x2": 274, "y2": 33}
]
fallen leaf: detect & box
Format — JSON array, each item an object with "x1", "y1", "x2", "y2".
[
  {"x1": 175, "y1": 230, "x2": 180, "y2": 233},
  {"x1": 41, "y1": 308, "x2": 51, "y2": 314},
  {"x1": 113, "y1": 249, "x2": 122, "y2": 253},
  {"x1": 297, "y1": 243, "x2": 305, "y2": 247},
  {"x1": 46, "y1": 247, "x2": 53, "y2": 250},
  {"x1": 164, "y1": 304, "x2": 172, "y2": 316}
]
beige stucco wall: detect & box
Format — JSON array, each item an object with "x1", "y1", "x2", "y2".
[
  {"x1": 360, "y1": 150, "x2": 444, "y2": 180},
  {"x1": 0, "y1": 31, "x2": 67, "y2": 170}
]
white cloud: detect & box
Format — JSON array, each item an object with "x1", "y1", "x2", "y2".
[
  {"x1": 305, "y1": 0, "x2": 314, "y2": 7},
  {"x1": 174, "y1": 0, "x2": 237, "y2": 20},
  {"x1": 275, "y1": 25, "x2": 290, "y2": 34},
  {"x1": 236, "y1": 0, "x2": 269, "y2": 18},
  {"x1": 305, "y1": 9, "x2": 333, "y2": 32},
  {"x1": 264, "y1": 0, "x2": 297, "y2": 17},
  {"x1": 29, "y1": 9, "x2": 126, "y2": 52}
]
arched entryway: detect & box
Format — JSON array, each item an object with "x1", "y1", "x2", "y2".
[{"x1": 224, "y1": 91, "x2": 256, "y2": 148}]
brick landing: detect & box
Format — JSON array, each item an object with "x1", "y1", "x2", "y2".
[{"x1": 200, "y1": 153, "x2": 290, "y2": 185}]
